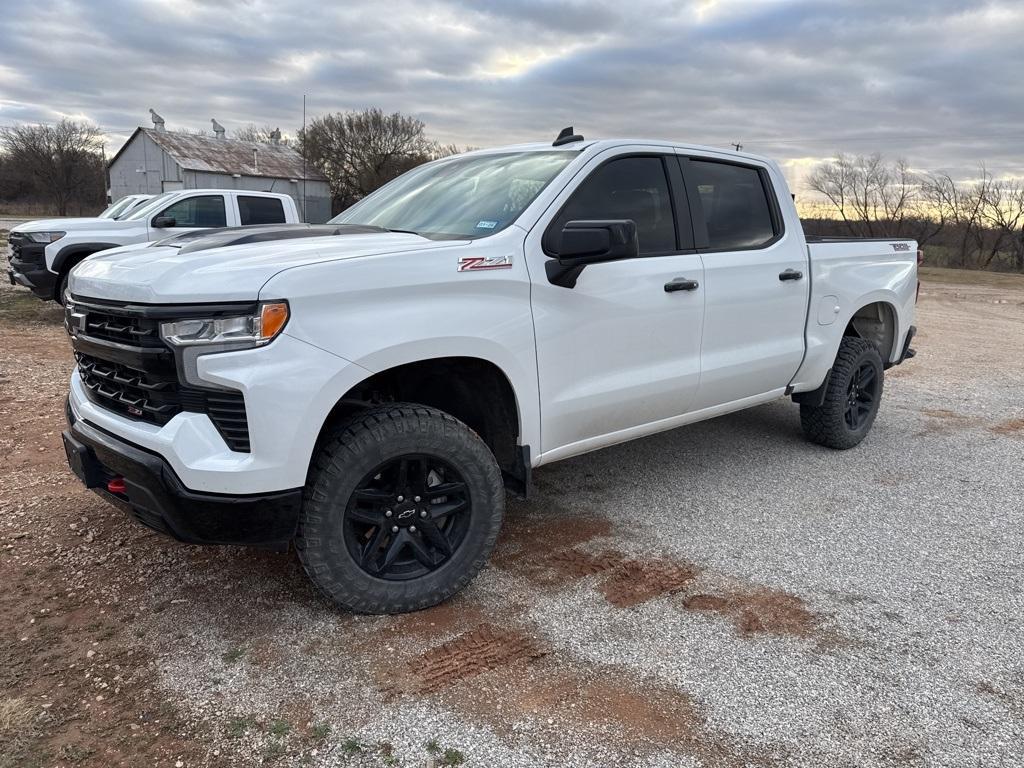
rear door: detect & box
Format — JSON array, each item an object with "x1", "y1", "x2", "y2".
[
  {"x1": 527, "y1": 150, "x2": 705, "y2": 459},
  {"x1": 678, "y1": 154, "x2": 808, "y2": 409}
]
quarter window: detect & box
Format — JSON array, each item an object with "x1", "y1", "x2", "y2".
[
  {"x1": 157, "y1": 195, "x2": 227, "y2": 228},
  {"x1": 548, "y1": 156, "x2": 677, "y2": 256},
  {"x1": 688, "y1": 161, "x2": 776, "y2": 250},
  {"x1": 239, "y1": 196, "x2": 286, "y2": 225}
]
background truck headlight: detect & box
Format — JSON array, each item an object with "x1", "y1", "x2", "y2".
[{"x1": 26, "y1": 231, "x2": 66, "y2": 243}]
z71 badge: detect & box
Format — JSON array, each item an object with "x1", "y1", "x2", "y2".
[{"x1": 458, "y1": 255, "x2": 513, "y2": 272}]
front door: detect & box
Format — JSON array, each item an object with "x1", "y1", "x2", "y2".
[{"x1": 527, "y1": 152, "x2": 705, "y2": 460}]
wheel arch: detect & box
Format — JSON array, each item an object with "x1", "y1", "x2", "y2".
[
  {"x1": 311, "y1": 355, "x2": 529, "y2": 494},
  {"x1": 842, "y1": 299, "x2": 900, "y2": 361}
]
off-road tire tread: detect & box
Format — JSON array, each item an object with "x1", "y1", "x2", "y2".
[
  {"x1": 295, "y1": 403, "x2": 504, "y2": 614},
  {"x1": 800, "y1": 336, "x2": 884, "y2": 450}
]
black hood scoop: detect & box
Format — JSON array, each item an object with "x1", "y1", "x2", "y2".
[{"x1": 165, "y1": 224, "x2": 392, "y2": 255}]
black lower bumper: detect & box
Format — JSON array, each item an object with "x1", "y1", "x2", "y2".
[
  {"x1": 63, "y1": 407, "x2": 301, "y2": 547},
  {"x1": 8, "y1": 261, "x2": 57, "y2": 300}
]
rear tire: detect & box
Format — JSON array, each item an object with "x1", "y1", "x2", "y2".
[
  {"x1": 296, "y1": 403, "x2": 504, "y2": 614},
  {"x1": 800, "y1": 336, "x2": 884, "y2": 450}
]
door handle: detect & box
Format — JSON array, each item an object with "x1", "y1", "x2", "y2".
[
  {"x1": 664, "y1": 277, "x2": 699, "y2": 293},
  {"x1": 779, "y1": 269, "x2": 803, "y2": 281}
]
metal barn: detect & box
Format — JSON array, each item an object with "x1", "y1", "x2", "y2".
[{"x1": 107, "y1": 127, "x2": 332, "y2": 223}]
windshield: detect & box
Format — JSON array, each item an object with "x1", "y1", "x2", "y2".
[
  {"x1": 330, "y1": 151, "x2": 575, "y2": 238},
  {"x1": 123, "y1": 192, "x2": 177, "y2": 221},
  {"x1": 98, "y1": 197, "x2": 134, "y2": 219}
]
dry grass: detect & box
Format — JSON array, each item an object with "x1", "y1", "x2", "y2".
[
  {"x1": 0, "y1": 697, "x2": 37, "y2": 766},
  {"x1": 919, "y1": 266, "x2": 1024, "y2": 289}
]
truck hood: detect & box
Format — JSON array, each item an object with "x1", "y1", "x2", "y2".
[
  {"x1": 13, "y1": 217, "x2": 132, "y2": 233},
  {"x1": 69, "y1": 231, "x2": 467, "y2": 303}
]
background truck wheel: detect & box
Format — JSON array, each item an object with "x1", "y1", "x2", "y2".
[
  {"x1": 296, "y1": 403, "x2": 505, "y2": 614},
  {"x1": 800, "y1": 336, "x2": 885, "y2": 450}
]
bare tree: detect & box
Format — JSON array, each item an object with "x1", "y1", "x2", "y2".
[
  {"x1": 0, "y1": 119, "x2": 105, "y2": 215},
  {"x1": 233, "y1": 123, "x2": 292, "y2": 145},
  {"x1": 298, "y1": 108, "x2": 456, "y2": 212}
]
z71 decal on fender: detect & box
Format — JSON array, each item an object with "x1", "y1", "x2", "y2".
[{"x1": 458, "y1": 255, "x2": 513, "y2": 272}]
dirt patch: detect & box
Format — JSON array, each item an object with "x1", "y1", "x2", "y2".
[
  {"x1": 990, "y1": 418, "x2": 1024, "y2": 438},
  {"x1": 916, "y1": 408, "x2": 981, "y2": 436},
  {"x1": 683, "y1": 588, "x2": 817, "y2": 637},
  {"x1": 546, "y1": 546, "x2": 627, "y2": 578},
  {"x1": 600, "y1": 558, "x2": 699, "y2": 608},
  {"x1": 398, "y1": 623, "x2": 547, "y2": 695}
]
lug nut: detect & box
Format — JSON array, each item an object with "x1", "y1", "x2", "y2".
[
  {"x1": 410, "y1": 525, "x2": 417, "y2": 532},
  {"x1": 420, "y1": 510, "x2": 427, "y2": 518},
  {"x1": 384, "y1": 509, "x2": 392, "y2": 518},
  {"x1": 391, "y1": 526, "x2": 399, "y2": 533},
  {"x1": 414, "y1": 495, "x2": 421, "y2": 502},
  {"x1": 396, "y1": 495, "x2": 404, "y2": 502}
]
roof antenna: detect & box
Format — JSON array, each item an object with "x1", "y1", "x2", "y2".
[
  {"x1": 553, "y1": 126, "x2": 584, "y2": 147},
  {"x1": 732, "y1": 142, "x2": 743, "y2": 151}
]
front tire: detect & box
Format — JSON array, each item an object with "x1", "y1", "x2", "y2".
[
  {"x1": 296, "y1": 404, "x2": 504, "y2": 614},
  {"x1": 800, "y1": 336, "x2": 884, "y2": 450}
]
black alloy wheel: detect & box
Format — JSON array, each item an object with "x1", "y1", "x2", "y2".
[
  {"x1": 844, "y1": 361, "x2": 879, "y2": 431},
  {"x1": 345, "y1": 454, "x2": 471, "y2": 580}
]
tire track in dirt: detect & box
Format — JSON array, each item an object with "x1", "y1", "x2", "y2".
[{"x1": 388, "y1": 623, "x2": 546, "y2": 695}]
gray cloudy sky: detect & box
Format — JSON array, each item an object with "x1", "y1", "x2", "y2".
[{"x1": 1, "y1": 0, "x2": 1022, "y2": 190}]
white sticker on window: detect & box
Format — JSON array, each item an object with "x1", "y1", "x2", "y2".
[{"x1": 475, "y1": 220, "x2": 498, "y2": 230}]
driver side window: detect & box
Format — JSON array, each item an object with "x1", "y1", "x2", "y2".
[
  {"x1": 545, "y1": 156, "x2": 677, "y2": 256},
  {"x1": 157, "y1": 195, "x2": 226, "y2": 228}
]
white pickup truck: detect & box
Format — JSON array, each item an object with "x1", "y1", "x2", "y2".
[
  {"x1": 61, "y1": 132, "x2": 918, "y2": 614},
  {"x1": 7, "y1": 189, "x2": 301, "y2": 303}
]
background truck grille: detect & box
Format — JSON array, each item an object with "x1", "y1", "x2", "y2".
[{"x1": 71, "y1": 299, "x2": 252, "y2": 452}]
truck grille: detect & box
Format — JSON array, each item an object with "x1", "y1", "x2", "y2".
[
  {"x1": 83, "y1": 309, "x2": 164, "y2": 348},
  {"x1": 8, "y1": 232, "x2": 43, "y2": 265},
  {"x1": 70, "y1": 298, "x2": 252, "y2": 452}
]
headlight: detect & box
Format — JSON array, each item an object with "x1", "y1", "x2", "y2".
[
  {"x1": 26, "y1": 231, "x2": 66, "y2": 243},
  {"x1": 159, "y1": 302, "x2": 289, "y2": 348}
]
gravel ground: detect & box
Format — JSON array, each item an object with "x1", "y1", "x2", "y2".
[{"x1": 2, "y1": 267, "x2": 1023, "y2": 767}]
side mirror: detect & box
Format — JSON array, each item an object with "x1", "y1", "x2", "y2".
[
  {"x1": 546, "y1": 219, "x2": 639, "y2": 288},
  {"x1": 152, "y1": 216, "x2": 176, "y2": 228}
]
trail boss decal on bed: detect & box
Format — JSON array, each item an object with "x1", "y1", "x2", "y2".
[
  {"x1": 458, "y1": 255, "x2": 513, "y2": 271},
  {"x1": 891, "y1": 242, "x2": 911, "y2": 251}
]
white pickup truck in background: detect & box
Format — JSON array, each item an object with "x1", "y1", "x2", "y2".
[
  {"x1": 7, "y1": 189, "x2": 301, "y2": 303},
  {"x1": 62, "y1": 132, "x2": 918, "y2": 614}
]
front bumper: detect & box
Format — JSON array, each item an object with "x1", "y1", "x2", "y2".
[
  {"x1": 64, "y1": 405, "x2": 301, "y2": 547},
  {"x1": 7, "y1": 236, "x2": 57, "y2": 300}
]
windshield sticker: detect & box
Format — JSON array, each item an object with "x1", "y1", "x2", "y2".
[
  {"x1": 458, "y1": 254, "x2": 512, "y2": 272},
  {"x1": 475, "y1": 220, "x2": 498, "y2": 230}
]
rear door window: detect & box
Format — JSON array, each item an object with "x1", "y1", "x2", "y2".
[
  {"x1": 157, "y1": 195, "x2": 227, "y2": 228},
  {"x1": 239, "y1": 196, "x2": 287, "y2": 225},
  {"x1": 687, "y1": 160, "x2": 777, "y2": 250}
]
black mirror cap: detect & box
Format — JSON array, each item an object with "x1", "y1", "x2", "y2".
[
  {"x1": 546, "y1": 219, "x2": 638, "y2": 288},
  {"x1": 152, "y1": 216, "x2": 176, "y2": 228},
  {"x1": 558, "y1": 219, "x2": 638, "y2": 264}
]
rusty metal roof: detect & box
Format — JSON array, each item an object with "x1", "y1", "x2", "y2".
[{"x1": 111, "y1": 128, "x2": 326, "y2": 181}]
